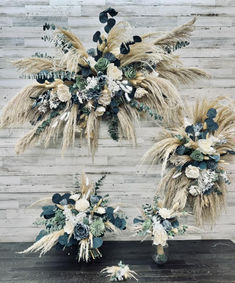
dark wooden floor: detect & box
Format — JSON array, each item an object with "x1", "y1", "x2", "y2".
[{"x1": 0, "y1": 240, "x2": 235, "y2": 283}]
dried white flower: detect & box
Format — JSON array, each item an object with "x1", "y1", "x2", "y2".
[
  {"x1": 189, "y1": 185, "x2": 200, "y2": 196},
  {"x1": 87, "y1": 56, "x2": 96, "y2": 68},
  {"x1": 86, "y1": 77, "x2": 98, "y2": 90},
  {"x1": 134, "y1": 87, "x2": 148, "y2": 99},
  {"x1": 95, "y1": 106, "x2": 106, "y2": 117},
  {"x1": 64, "y1": 220, "x2": 74, "y2": 234},
  {"x1": 185, "y1": 165, "x2": 200, "y2": 179},
  {"x1": 95, "y1": 207, "x2": 106, "y2": 215}
]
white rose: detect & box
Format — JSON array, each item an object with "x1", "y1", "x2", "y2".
[
  {"x1": 158, "y1": 208, "x2": 172, "y2": 219},
  {"x1": 153, "y1": 224, "x2": 168, "y2": 246},
  {"x1": 197, "y1": 138, "x2": 216, "y2": 155},
  {"x1": 189, "y1": 185, "x2": 200, "y2": 196},
  {"x1": 134, "y1": 87, "x2": 148, "y2": 99},
  {"x1": 185, "y1": 165, "x2": 200, "y2": 179},
  {"x1": 95, "y1": 106, "x2": 106, "y2": 117},
  {"x1": 64, "y1": 220, "x2": 74, "y2": 234},
  {"x1": 107, "y1": 63, "x2": 123, "y2": 81},
  {"x1": 75, "y1": 198, "x2": 90, "y2": 212},
  {"x1": 57, "y1": 84, "x2": 71, "y2": 102}
]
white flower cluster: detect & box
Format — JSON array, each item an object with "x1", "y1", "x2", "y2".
[
  {"x1": 152, "y1": 218, "x2": 168, "y2": 246},
  {"x1": 188, "y1": 169, "x2": 219, "y2": 196},
  {"x1": 63, "y1": 204, "x2": 86, "y2": 234}
]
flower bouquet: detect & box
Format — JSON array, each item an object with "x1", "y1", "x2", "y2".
[
  {"x1": 142, "y1": 98, "x2": 235, "y2": 225},
  {"x1": 0, "y1": 8, "x2": 208, "y2": 157},
  {"x1": 101, "y1": 261, "x2": 138, "y2": 281},
  {"x1": 133, "y1": 196, "x2": 187, "y2": 264},
  {"x1": 19, "y1": 173, "x2": 126, "y2": 261}
]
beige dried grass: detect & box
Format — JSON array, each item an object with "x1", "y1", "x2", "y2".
[
  {"x1": 0, "y1": 84, "x2": 46, "y2": 128},
  {"x1": 13, "y1": 58, "x2": 55, "y2": 74},
  {"x1": 18, "y1": 229, "x2": 64, "y2": 257}
]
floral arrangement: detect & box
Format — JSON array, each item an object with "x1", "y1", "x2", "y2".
[
  {"x1": 142, "y1": 98, "x2": 235, "y2": 225},
  {"x1": 0, "y1": 8, "x2": 208, "y2": 157},
  {"x1": 19, "y1": 173, "x2": 126, "y2": 262},
  {"x1": 133, "y1": 196, "x2": 187, "y2": 246},
  {"x1": 101, "y1": 261, "x2": 138, "y2": 281}
]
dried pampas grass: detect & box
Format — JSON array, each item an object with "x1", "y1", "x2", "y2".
[
  {"x1": 0, "y1": 84, "x2": 46, "y2": 128},
  {"x1": 18, "y1": 229, "x2": 64, "y2": 257},
  {"x1": 13, "y1": 58, "x2": 55, "y2": 74}
]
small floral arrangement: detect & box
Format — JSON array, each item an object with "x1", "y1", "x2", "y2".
[
  {"x1": 0, "y1": 8, "x2": 207, "y2": 157},
  {"x1": 101, "y1": 261, "x2": 138, "y2": 281},
  {"x1": 143, "y1": 98, "x2": 235, "y2": 224},
  {"x1": 133, "y1": 197, "x2": 187, "y2": 248},
  {"x1": 19, "y1": 174, "x2": 126, "y2": 262}
]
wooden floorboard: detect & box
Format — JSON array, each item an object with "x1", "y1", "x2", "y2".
[{"x1": 0, "y1": 240, "x2": 235, "y2": 283}]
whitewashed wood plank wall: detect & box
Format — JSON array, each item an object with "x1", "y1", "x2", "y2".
[{"x1": 0, "y1": 0, "x2": 235, "y2": 242}]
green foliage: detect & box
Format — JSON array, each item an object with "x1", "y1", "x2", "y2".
[
  {"x1": 90, "y1": 218, "x2": 105, "y2": 237},
  {"x1": 35, "y1": 103, "x2": 66, "y2": 136},
  {"x1": 45, "y1": 209, "x2": 66, "y2": 233},
  {"x1": 94, "y1": 57, "x2": 110, "y2": 72},
  {"x1": 178, "y1": 225, "x2": 188, "y2": 235},
  {"x1": 94, "y1": 175, "x2": 107, "y2": 193},
  {"x1": 130, "y1": 100, "x2": 163, "y2": 121},
  {"x1": 74, "y1": 75, "x2": 87, "y2": 90},
  {"x1": 164, "y1": 41, "x2": 190, "y2": 53},
  {"x1": 32, "y1": 52, "x2": 53, "y2": 59},
  {"x1": 23, "y1": 70, "x2": 76, "y2": 81},
  {"x1": 123, "y1": 65, "x2": 137, "y2": 79},
  {"x1": 108, "y1": 115, "x2": 119, "y2": 141}
]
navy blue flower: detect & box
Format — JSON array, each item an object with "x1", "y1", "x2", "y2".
[
  {"x1": 207, "y1": 108, "x2": 217, "y2": 119},
  {"x1": 73, "y1": 223, "x2": 89, "y2": 241}
]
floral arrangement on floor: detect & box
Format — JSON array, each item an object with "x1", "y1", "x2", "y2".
[
  {"x1": 142, "y1": 98, "x2": 235, "y2": 225},
  {"x1": 19, "y1": 173, "x2": 126, "y2": 262},
  {"x1": 133, "y1": 196, "x2": 187, "y2": 246},
  {"x1": 133, "y1": 196, "x2": 187, "y2": 264},
  {"x1": 101, "y1": 261, "x2": 138, "y2": 281},
  {"x1": 0, "y1": 7, "x2": 208, "y2": 157}
]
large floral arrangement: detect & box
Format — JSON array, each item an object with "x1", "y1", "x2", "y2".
[
  {"x1": 133, "y1": 196, "x2": 187, "y2": 247},
  {"x1": 19, "y1": 173, "x2": 126, "y2": 262},
  {"x1": 0, "y1": 8, "x2": 208, "y2": 157},
  {"x1": 142, "y1": 98, "x2": 235, "y2": 225}
]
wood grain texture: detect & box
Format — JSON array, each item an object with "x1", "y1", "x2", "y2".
[
  {"x1": 0, "y1": 240, "x2": 235, "y2": 282},
  {"x1": 0, "y1": 0, "x2": 235, "y2": 242}
]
